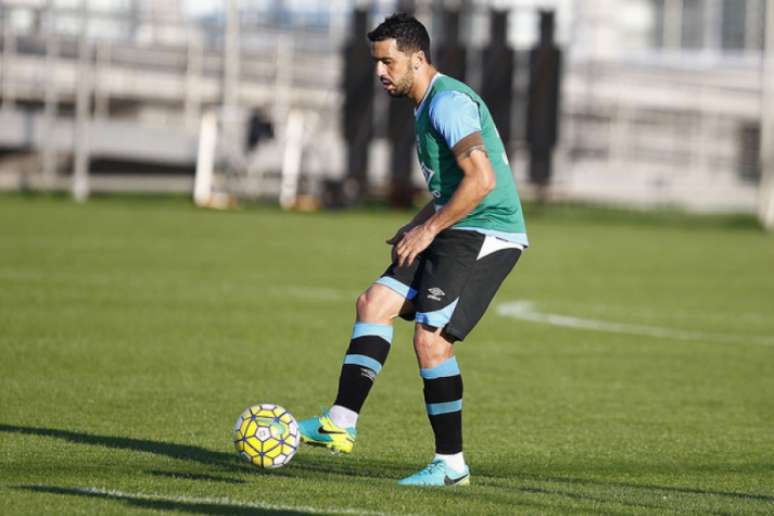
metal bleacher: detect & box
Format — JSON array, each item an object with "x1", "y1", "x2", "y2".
[
  {"x1": 0, "y1": 1, "x2": 342, "y2": 198},
  {"x1": 1, "y1": 0, "x2": 770, "y2": 216}
]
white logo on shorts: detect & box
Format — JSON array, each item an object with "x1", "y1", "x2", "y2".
[{"x1": 427, "y1": 287, "x2": 445, "y2": 301}]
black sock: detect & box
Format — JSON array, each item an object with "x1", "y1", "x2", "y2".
[
  {"x1": 333, "y1": 322, "x2": 392, "y2": 413},
  {"x1": 420, "y1": 356, "x2": 463, "y2": 454}
]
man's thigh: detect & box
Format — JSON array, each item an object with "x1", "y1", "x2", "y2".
[
  {"x1": 444, "y1": 239, "x2": 521, "y2": 341},
  {"x1": 410, "y1": 230, "x2": 482, "y2": 332},
  {"x1": 377, "y1": 229, "x2": 479, "y2": 323},
  {"x1": 374, "y1": 245, "x2": 425, "y2": 320},
  {"x1": 375, "y1": 230, "x2": 521, "y2": 339}
]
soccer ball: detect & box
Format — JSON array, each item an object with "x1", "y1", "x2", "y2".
[{"x1": 233, "y1": 403, "x2": 299, "y2": 468}]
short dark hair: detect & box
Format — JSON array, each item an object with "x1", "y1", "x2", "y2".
[{"x1": 367, "y1": 13, "x2": 432, "y2": 64}]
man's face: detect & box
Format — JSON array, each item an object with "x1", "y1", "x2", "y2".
[{"x1": 371, "y1": 38, "x2": 415, "y2": 98}]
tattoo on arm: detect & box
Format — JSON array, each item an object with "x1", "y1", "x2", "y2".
[
  {"x1": 452, "y1": 132, "x2": 487, "y2": 159},
  {"x1": 460, "y1": 144, "x2": 488, "y2": 159}
]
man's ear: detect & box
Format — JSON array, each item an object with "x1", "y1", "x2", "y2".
[{"x1": 413, "y1": 51, "x2": 426, "y2": 69}]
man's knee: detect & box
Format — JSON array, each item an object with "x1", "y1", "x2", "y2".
[
  {"x1": 355, "y1": 291, "x2": 371, "y2": 318},
  {"x1": 356, "y1": 285, "x2": 403, "y2": 323}
]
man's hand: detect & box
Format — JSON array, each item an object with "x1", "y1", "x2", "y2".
[
  {"x1": 386, "y1": 225, "x2": 412, "y2": 263},
  {"x1": 395, "y1": 224, "x2": 438, "y2": 268},
  {"x1": 386, "y1": 225, "x2": 411, "y2": 246},
  {"x1": 385, "y1": 202, "x2": 436, "y2": 264}
]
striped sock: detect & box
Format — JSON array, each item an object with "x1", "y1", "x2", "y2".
[
  {"x1": 420, "y1": 356, "x2": 463, "y2": 454},
  {"x1": 333, "y1": 322, "x2": 393, "y2": 415}
]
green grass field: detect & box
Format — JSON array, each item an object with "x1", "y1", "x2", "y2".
[{"x1": 1, "y1": 195, "x2": 773, "y2": 515}]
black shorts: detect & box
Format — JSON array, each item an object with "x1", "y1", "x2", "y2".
[{"x1": 376, "y1": 229, "x2": 522, "y2": 342}]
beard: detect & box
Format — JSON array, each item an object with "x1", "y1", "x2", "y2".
[{"x1": 384, "y1": 69, "x2": 413, "y2": 98}]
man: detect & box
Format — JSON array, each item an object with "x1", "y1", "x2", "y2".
[{"x1": 299, "y1": 13, "x2": 528, "y2": 487}]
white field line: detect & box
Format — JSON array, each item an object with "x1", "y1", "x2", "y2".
[
  {"x1": 497, "y1": 300, "x2": 774, "y2": 347},
  {"x1": 28, "y1": 485, "x2": 405, "y2": 516},
  {"x1": 273, "y1": 287, "x2": 774, "y2": 347}
]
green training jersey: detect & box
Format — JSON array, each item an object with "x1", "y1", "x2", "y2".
[{"x1": 415, "y1": 74, "x2": 528, "y2": 245}]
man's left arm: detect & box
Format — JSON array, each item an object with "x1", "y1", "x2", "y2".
[{"x1": 395, "y1": 138, "x2": 495, "y2": 267}]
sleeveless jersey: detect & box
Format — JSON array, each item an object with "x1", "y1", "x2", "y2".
[{"x1": 415, "y1": 74, "x2": 528, "y2": 245}]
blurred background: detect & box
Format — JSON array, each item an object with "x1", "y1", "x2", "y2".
[
  {"x1": 1, "y1": 6, "x2": 773, "y2": 512},
  {"x1": 0, "y1": 0, "x2": 772, "y2": 225}
]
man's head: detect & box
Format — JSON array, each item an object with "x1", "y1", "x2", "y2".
[{"x1": 368, "y1": 13, "x2": 432, "y2": 98}]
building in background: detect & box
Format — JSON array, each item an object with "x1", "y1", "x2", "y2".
[
  {"x1": 0, "y1": 0, "x2": 769, "y2": 214},
  {"x1": 562, "y1": 0, "x2": 767, "y2": 211}
]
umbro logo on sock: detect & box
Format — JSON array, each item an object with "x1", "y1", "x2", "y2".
[{"x1": 427, "y1": 287, "x2": 445, "y2": 301}]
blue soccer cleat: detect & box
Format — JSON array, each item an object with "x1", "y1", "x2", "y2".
[
  {"x1": 298, "y1": 412, "x2": 357, "y2": 454},
  {"x1": 398, "y1": 459, "x2": 470, "y2": 487}
]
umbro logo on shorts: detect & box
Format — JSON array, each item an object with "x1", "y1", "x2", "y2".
[{"x1": 427, "y1": 287, "x2": 445, "y2": 301}]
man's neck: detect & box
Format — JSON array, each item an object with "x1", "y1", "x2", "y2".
[{"x1": 409, "y1": 67, "x2": 439, "y2": 107}]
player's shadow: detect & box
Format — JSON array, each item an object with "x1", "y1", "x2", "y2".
[
  {"x1": 284, "y1": 451, "x2": 409, "y2": 480},
  {"x1": 0, "y1": 423, "x2": 403, "y2": 482},
  {"x1": 145, "y1": 470, "x2": 246, "y2": 484},
  {"x1": 475, "y1": 469, "x2": 774, "y2": 506},
  {"x1": 445, "y1": 480, "x2": 675, "y2": 515},
  {"x1": 0, "y1": 423, "x2": 240, "y2": 471},
  {"x1": 16, "y1": 485, "x2": 310, "y2": 515}
]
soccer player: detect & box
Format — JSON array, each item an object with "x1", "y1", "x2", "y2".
[{"x1": 299, "y1": 13, "x2": 528, "y2": 487}]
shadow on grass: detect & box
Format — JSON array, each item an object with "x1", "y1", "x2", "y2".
[
  {"x1": 145, "y1": 470, "x2": 246, "y2": 484},
  {"x1": 0, "y1": 423, "x2": 239, "y2": 470},
  {"x1": 477, "y1": 470, "x2": 774, "y2": 505},
  {"x1": 16, "y1": 485, "x2": 310, "y2": 515},
  {"x1": 0, "y1": 423, "x2": 403, "y2": 482},
  {"x1": 453, "y1": 483, "x2": 729, "y2": 516},
  {"x1": 444, "y1": 487, "x2": 626, "y2": 516},
  {"x1": 10, "y1": 423, "x2": 765, "y2": 514}
]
